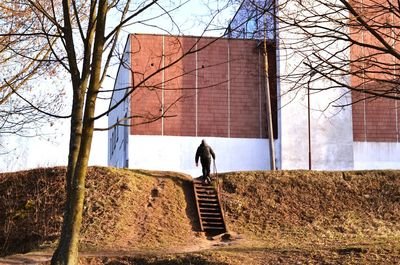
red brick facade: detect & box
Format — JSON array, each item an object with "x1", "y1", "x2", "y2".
[
  {"x1": 350, "y1": 0, "x2": 400, "y2": 142},
  {"x1": 352, "y1": 87, "x2": 399, "y2": 142},
  {"x1": 130, "y1": 34, "x2": 277, "y2": 139}
]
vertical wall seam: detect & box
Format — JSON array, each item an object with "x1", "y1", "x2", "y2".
[
  {"x1": 259, "y1": 48, "x2": 262, "y2": 138},
  {"x1": 162, "y1": 35, "x2": 165, "y2": 136},
  {"x1": 228, "y1": 40, "x2": 231, "y2": 138},
  {"x1": 195, "y1": 41, "x2": 198, "y2": 137},
  {"x1": 396, "y1": 84, "x2": 399, "y2": 142},
  {"x1": 396, "y1": 67, "x2": 399, "y2": 142},
  {"x1": 393, "y1": 13, "x2": 399, "y2": 142},
  {"x1": 361, "y1": 0, "x2": 367, "y2": 142},
  {"x1": 126, "y1": 36, "x2": 132, "y2": 167}
]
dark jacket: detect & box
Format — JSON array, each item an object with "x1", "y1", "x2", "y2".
[{"x1": 195, "y1": 142, "x2": 216, "y2": 164}]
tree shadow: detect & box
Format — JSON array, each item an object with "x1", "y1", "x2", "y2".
[{"x1": 104, "y1": 255, "x2": 229, "y2": 265}]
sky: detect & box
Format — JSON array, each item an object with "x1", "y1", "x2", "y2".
[{"x1": 0, "y1": 0, "x2": 237, "y2": 173}]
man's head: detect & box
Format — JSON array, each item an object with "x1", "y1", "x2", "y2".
[{"x1": 201, "y1": 139, "x2": 206, "y2": 145}]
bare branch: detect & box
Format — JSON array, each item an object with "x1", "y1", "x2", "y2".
[{"x1": 3, "y1": 79, "x2": 71, "y2": 119}]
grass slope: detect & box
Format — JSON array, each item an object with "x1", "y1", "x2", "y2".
[
  {"x1": 0, "y1": 167, "x2": 201, "y2": 255},
  {"x1": 221, "y1": 170, "x2": 400, "y2": 246},
  {"x1": 0, "y1": 167, "x2": 400, "y2": 264}
]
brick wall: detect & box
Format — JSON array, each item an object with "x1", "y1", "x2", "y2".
[
  {"x1": 130, "y1": 34, "x2": 277, "y2": 139},
  {"x1": 352, "y1": 86, "x2": 399, "y2": 142},
  {"x1": 350, "y1": 0, "x2": 400, "y2": 142},
  {"x1": 130, "y1": 34, "x2": 163, "y2": 135}
]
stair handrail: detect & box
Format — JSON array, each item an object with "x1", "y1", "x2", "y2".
[{"x1": 213, "y1": 160, "x2": 227, "y2": 232}]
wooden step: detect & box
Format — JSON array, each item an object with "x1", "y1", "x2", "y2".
[
  {"x1": 202, "y1": 217, "x2": 223, "y2": 221},
  {"x1": 201, "y1": 212, "x2": 221, "y2": 216},
  {"x1": 199, "y1": 206, "x2": 219, "y2": 209},
  {"x1": 197, "y1": 191, "x2": 217, "y2": 195},
  {"x1": 199, "y1": 207, "x2": 219, "y2": 210},
  {"x1": 199, "y1": 204, "x2": 219, "y2": 208},
  {"x1": 199, "y1": 202, "x2": 219, "y2": 206},
  {"x1": 203, "y1": 222, "x2": 223, "y2": 226},
  {"x1": 203, "y1": 226, "x2": 226, "y2": 230},
  {"x1": 197, "y1": 194, "x2": 216, "y2": 198},
  {"x1": 199, "y1": 199, "x2": 217, "y2": 202},
  {"x1": 199, "y1": 210, "x2": 219, "y2": 214},
  {"x1": 193, "y1": 179, "x2": 210, "y2": 182},
  {"x1": 198, "y1": 198, "x2": 218, "y2": 202},
  {"x1": 194, "y1": 185, "x2": 215, "y2": 190},
  {"x1": 193, "y1": 181, "x2": 214, "y2": 185},
  {"x1": 193, "y1": 180, "x2": 213, "y2": 184},
  {"x1": 202, "y1": 216, "x2": 223, "y2": 220},
  {"x1": 197, "y1": 190, "x2": 216, "y2": 194},
  {"x1": 200, "y1": 203, "x2": 218, "y2": 207},
  {"x1": 196, "y1": 192, "x2": 216, "y2": 196},
  {"x1": 197, "y1": 191, "x2": 216, "y2": 195},
  {"x1": 198, "y1": 194, "x2": 216, "y2": 197}
]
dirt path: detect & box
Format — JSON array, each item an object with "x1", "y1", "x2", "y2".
[
  {"x1": 0, "y1": 233, "x2": 243, "y2": 265},
  {"x1": 0, "y1": 252, "x2": 52, "y2": 265}
]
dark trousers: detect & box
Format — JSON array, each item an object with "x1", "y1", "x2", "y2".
[{"x1": 201, "y1": 158, "x2": 211, "y2": 179}]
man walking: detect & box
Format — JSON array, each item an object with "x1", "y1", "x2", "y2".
[{"x1": 195, "y1": 139, "x2": 216, "y2": 183}]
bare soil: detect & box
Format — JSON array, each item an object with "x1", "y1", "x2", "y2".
[{"x1": 0, "y1": 167, "x2": 399, "y2": 264}]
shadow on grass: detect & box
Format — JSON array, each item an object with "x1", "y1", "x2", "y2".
[{"x1": 103, "y1": 255, "x2": 228, "y2": 265}]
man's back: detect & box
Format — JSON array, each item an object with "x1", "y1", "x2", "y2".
[
  {"x1": 195, "y1": 140, "x2": 216, "y2": 182},
  {"x1": 196, "y1": 142, "x2": 215, "y2": 163}
]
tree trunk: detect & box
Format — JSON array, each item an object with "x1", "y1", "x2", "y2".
[
  {"x1": 51, "y1": 88, "x2": 85, "y2": 265},
  {"x1": 53, "y1": 124, "x2": 93, "y2": 264},
  {"x1": 51, "y1": 0, "x2": 107, "y2": 263}
]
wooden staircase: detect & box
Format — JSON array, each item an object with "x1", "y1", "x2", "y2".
[{"x1": 193, "y1": 178, "x2": 227, "y2": 234}]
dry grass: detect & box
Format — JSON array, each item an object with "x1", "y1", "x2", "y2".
[
  {"x1": 217, "y1": 170, "x2": 400, "y2": 264},
  {"x1": 0, "y1": 167, "x2": 201, "y2": 255},
  {"x1": 220, "y1": 170, "x2": 400, "y2": 245},
  {"x1": 1, "y1": 167, "x2": 400, "y2": 264}
]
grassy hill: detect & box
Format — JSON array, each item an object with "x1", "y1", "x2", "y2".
[{"x1": 0, "y1": 167, "x2": 399, "y2": 264}]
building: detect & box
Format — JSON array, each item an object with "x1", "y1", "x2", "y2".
[
  {"x1": 108, "y1": 34, "x2": 277, "y2": 176},
  {"x1": 108, "y1": 0, "x2": 400, "y2": 174}
]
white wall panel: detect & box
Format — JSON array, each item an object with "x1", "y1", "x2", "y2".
[
  {"x1": 129, "y1": 135, "x2": 271, "y2": 177},
  {"x1": 354, "y1": 142, "x2": 400, "y2": 169}
]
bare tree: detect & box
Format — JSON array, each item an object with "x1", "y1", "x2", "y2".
[
  {"x1": 0, "y1": 1, "x2": 65, "y2": 157},
  {"x1": 1, "y1": 0, "x2": 240, "y2": 264}
]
